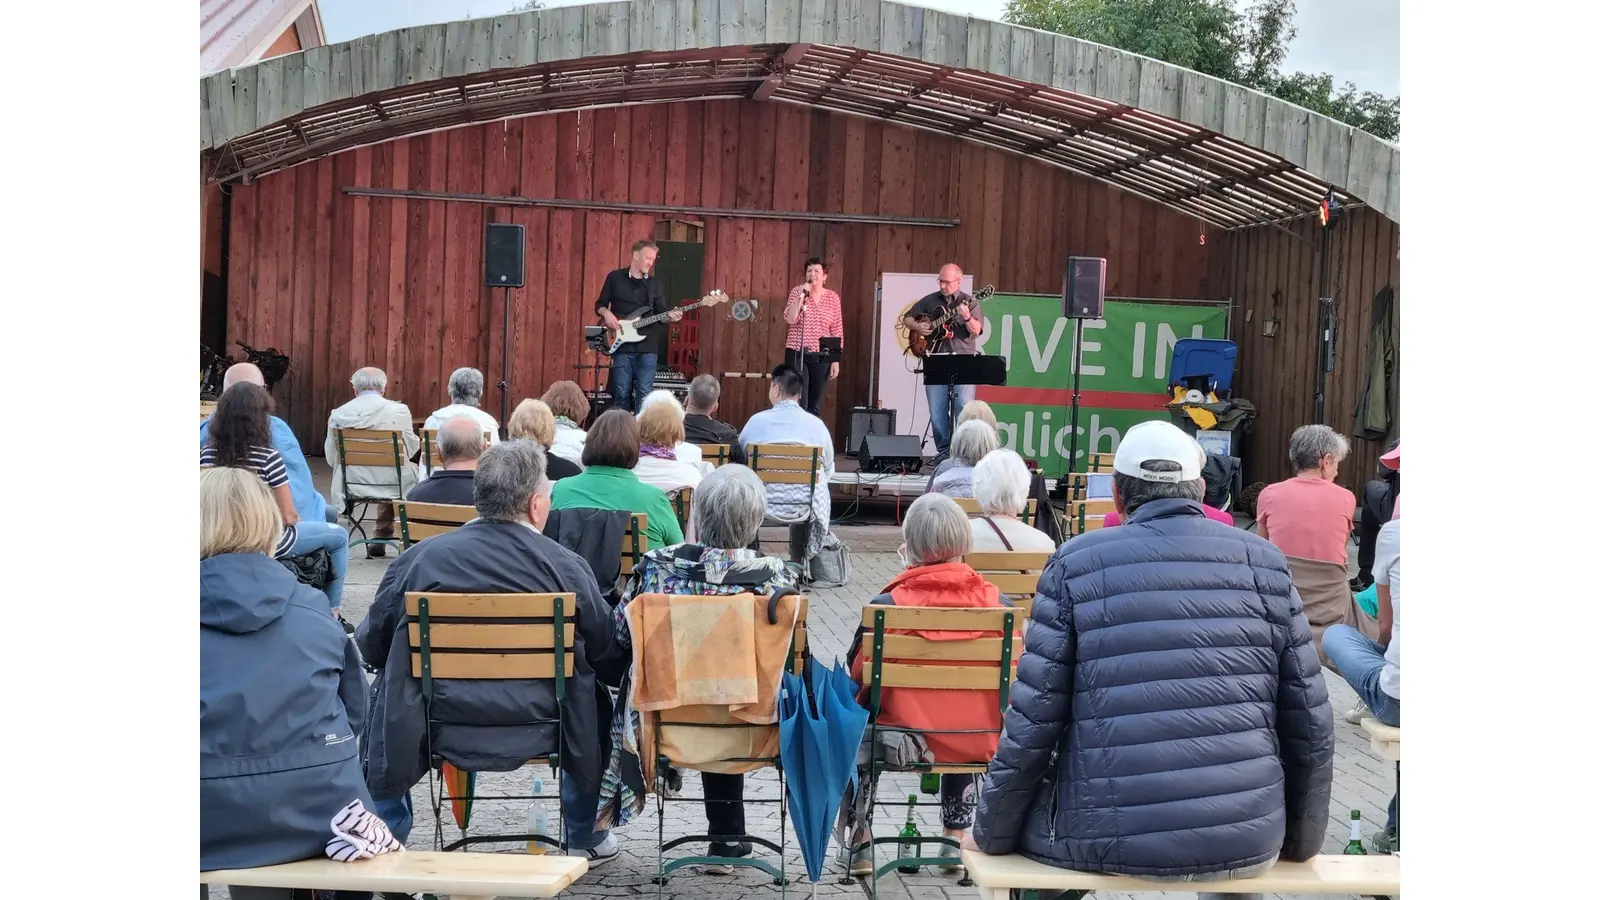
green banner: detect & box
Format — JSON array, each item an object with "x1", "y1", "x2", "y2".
[{"x1": 972, "y1": 294, "x2": 1228, "y2": 476}]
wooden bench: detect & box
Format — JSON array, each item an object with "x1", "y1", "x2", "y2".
[
  {"x1": 202, "y1": 850, "x2": 588, "y2": 899},
  {"x1": 1362, "y1": 718, "x2": 1401, "y2": 762},
  {"x1": 960, "y1": 850, "x2": 1401, "y2": 899}
]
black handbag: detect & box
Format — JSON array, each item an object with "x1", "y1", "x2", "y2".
[{"x1": 278, "y1": 547, "x2": 335, "y2": 592}]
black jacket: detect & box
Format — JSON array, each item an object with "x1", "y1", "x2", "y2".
[
  {"x1": 543, "y1": 507, "x2": 632, "y2": 606},
  {"x1": 355, "y1": 519, "x2": 621, "y2": 800},
  {"x1": 972, "y1": 498, "x2": 1334, "y2": 877},
  {"x1": 683, "y1": 413, "x2": 747, "y2": 465}
]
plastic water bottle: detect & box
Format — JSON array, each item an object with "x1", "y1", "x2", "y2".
[{"x1": 527, "y1": 776, "x2": 550, "y2": 854}]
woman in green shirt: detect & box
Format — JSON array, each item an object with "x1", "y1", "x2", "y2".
[{"x1": 550, "y1": 409, "x2": 684, "y2": 548}]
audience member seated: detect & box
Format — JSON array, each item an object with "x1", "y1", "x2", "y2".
[
  {"x1": 1322, "y1": 510, "x2": 1401, "y2": 853},
  {"x1": 607, "y1": 464, "x2": 797, "y2": 872},
  {"x1": 837, "y1": 493, "x2": 1010, "y2": 875},
  {"x1": 683, "y1": 374, "x2": 747, "y2": 465},
  {"x1": 542, "y1": 380, "x2": 591, "y2": 468},
  {"x1": 424, "y1": 366, "x2": 501, "y2": 443},
  {"x1": 326, "y1": 366, "x2": 421, "y2": 556},
  {"x1": 1103, "y1": 498, "x2": 1234, "y2": 527},
  {"x1": 203, "y1": 383, "x2": 350, "y2": 619},
  {"x1": 406, "y1": 415, "x2": 485, "y2": 505},
  {"x1": 968, "y1": 449, "x2": 1057, "y2": 552},
  {"x1": 356, "y1": 441, "x2": 624, "y2": 864},
  {"x1": 201, "y1": 362, "x2": 330, "y2": 524},
  {"x1": 927, "y1": 400, "x2": 999, "y2": 484},
  {"x1": 508, "y1": 398, "x2": 582, "y2": 481},
  {"x1": 968, "y1": 421, "x2": 1333, "y2": 900},
  {"x1": 633, "y1": 393, "x2": 705, "y2": 493},
  {"x1": 201, "y1": 467, "x2": 374, "y2": 897},
  {"x1": 551, "y1": 409, "x2": 683, "y2": 550},
  {"x1": 1256, "y1": 424, "x2": 1356, "y2": 565},
  {"x1": 1354, "y1": 441, "x2": 1400, "y2": 589},
  {"x1": 738, "y1": 364, "x2": 835, "y2": 564},
  {"x1": 639, "y1": 390, "x2": 707, "y2": 471},
  {"x1": 929, "y1": 420, "x2": 999, "y2": 498}
]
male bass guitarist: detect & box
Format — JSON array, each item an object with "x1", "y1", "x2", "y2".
[
  {"x1": 902, "y1": 262, "x2": 985, "y2": 456},
  {"x1": 595, "y1": 239, "x2": 682, "y2": 412}
]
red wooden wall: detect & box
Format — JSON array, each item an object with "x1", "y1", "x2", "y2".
[{"x1": 224, "y1": 98, "x2": 1230, "y2": 454}]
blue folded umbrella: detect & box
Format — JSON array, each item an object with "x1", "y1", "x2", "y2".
[{"x1": 779, "y1": 660, "x2": 869, "y2": 886}]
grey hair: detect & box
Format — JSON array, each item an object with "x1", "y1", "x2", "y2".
[
  {"x1": 1113, "y1": 460, "x2": 1204, "y2": 516},
  {"x1": 639, "y1": 389, "x2": 679, "y2": 416},
  {"x1": 903, "y1": 493, "x2": 973, "y2": 566},
  {"x1": 351, "y1": 367, "x2": 388, "y2": 393},
  {"x1": 448, "y1": 367, "x2": 486, "y2": 406},
  {"x1": 686, "y1": 374, "x2": 721, "y2": 412},
  {"x1": 472, "y1": 440, "x2": 550, "y2": 522},
  {"x1": 972, "y1": 448, "x2": 1030, "y2": 516},
  {"x1": 1288, "y1": 424, "x2": 1351, "y2": 472},
  {"x1": 949, "y1": 419, "x2": 1000, "y2": 467},
  {"x1": 692, "y1": 464, "x2": 767, "y2": 550},
  {"x1": 437, "y1": 415, "x2": 486, "y2": 464}
]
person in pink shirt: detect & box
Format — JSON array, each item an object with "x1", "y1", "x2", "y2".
[
  {"x1": 1103, "y1": 502, "x2": 1232, "y2": 528},
  {"x1": 1255, "y1": 425, "x2": 1356, "y2": 564}
]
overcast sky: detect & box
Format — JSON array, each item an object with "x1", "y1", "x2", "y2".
[{"x1": 320, "y1": 0, "x2": 1398, "y2": 96}]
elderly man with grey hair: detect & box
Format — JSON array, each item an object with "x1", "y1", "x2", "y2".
[
  {"x1": 425, "y1": 366, "x2": 502, "y2": 444},
  {"x1": 609, "y1": 462, "x2": 798, "y2": 871},
  {"x1": 325, "y1": 366, "x2": 421, "y2": 558},
  {"x1": 202, "y1": 362, "x2": 331, "y2": 524},
  {"x1": 356, "y1": 440, "x2": 624, "y2": 865},
  {"x1": 406, "y1": 415, "x2": 486, "y2": 506},
  {"x1": 682, "y1": 374, "x2": 746, "y2": 465},
  {"x1": 1255, "y1": 423, "x2": 1357, "y2": 566},
  {"x1": 929, "y1": 419, "x2": 999, "y2": 498}
]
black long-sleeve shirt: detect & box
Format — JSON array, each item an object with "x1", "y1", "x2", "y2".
[{"x1": 596, "y1": 268, "x2": 669, "y2": 356}]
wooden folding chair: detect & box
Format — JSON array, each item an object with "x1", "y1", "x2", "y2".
[
  {"x1": 851, "y1": 606, "x2": 1021, "y2": 890},
  {"x1": 331, "y1": 427, "x2": 409, "y2": 548},
  {"x1": 620, "y1": 513, "x2": 648, "y2": 584},
  {"x1": 1085, "y1": 452, "x2": 1116, "y2": 473},
  {"x1": 952, "y1": 497, "x2": 1039, "y2": 527},
  {"x1": 406, "y1": 591, "x2": 576, "y2": 853},
  {"x1": 966, "y1": 550, "x2": 1052, "y2": 619},
  {"x1": 748, "y1": 443, "x2": 824, "y2": 564},
  {"x1": 393, "y1": 500, "x2": 477, "y2": 549},
  {"x1": 670, "y1": 489, "x2": 692, "y2": 532},
  {"x1": 693, "y1": 443, "x2": 731, "y2": 468},
  {"x1": 1065, "y1": 499, "x2": 1114, "y2": 537},
  {"x1": 420, "y1": 427, "x2": 495, "y2": 477}
]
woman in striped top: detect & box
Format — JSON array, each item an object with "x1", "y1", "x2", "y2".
[{"x1": 202, "y1": 383, "x2": 350, "y2": 615}]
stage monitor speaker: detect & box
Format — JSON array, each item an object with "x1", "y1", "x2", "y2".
[
  {"x1": 485, "y1": 223, "x2": 526, "y2": 287},
  {"x1": 861, "y1": 434, "x2": 925, "y2": 474},
  {"x1": 848, "y1": 407, "x2": 897, "y2": 458},
  {"x1": 1064, "y1": 256, "x2": 1106, "y2": 319}
]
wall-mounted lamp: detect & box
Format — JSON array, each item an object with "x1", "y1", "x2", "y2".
[{"x1": 1262, "y1": 289, "x2": 1283, "y2": 338}]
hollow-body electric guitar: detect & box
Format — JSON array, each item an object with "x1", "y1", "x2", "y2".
[
  {"x1": 600, "y1": 290, "x2": 729, "y2": 355},
  {"x1": 905, "y1": 284, "x2": 995, "y2": 358}
]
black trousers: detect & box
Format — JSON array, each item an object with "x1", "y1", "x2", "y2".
[
  {"x1": 703, "y1": 771, "x2": 745, "y2": 848},
  {"x1": 784, "y1": 348, "x2": 831, "y2": 417}
]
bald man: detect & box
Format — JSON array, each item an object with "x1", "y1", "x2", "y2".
[
  {"x1": 200, "y1": 363, "x2": 330, "y2": 524},
  {"x1": 326, "y1": 366, "x2": 421, "y2": 557},
  {"x1": 406, "y1": 416, "x2": 485, "y2": 506},
  {"x1": 903, "y1": 263, "x2": 986, "y2": 455}
]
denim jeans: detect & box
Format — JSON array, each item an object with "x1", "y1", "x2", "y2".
[
  {"x1": 608, "y1": 352, "x2": 658, "y2": 414},
  {"x1": 560, "y1": 769, "x2": 608, "y2": 850},
  {"x1": 925, "y1": 382, "x2": 976, "y2": 455},
  {"x1": 286, "y1": 521, "x2": 349, "y2": 611},
  {"x1": 1323, "y1": 623, "x2": 1401, "y2": 835},
  {"x1": 373, "y1": 791, "x2": 414, "y2": 844}
]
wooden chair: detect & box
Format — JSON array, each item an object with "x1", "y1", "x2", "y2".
[
  {"x1": 201, "y1": 851, "x2": 588, "y2": 899},
  {"x1": 1064, "y1": 499, "x2": 1114, "y2": 537},
  {"x1": 953, "y1": 496, "x2": 1039, "y2": 527},
  {"x1": 670, "y1": 488, "x2": 692, "y2": 531},
  {"x1": 393, "y1": 500, "x2": 477, "y2": 549},
  {"x1": 331, "y1": 427, "x2": 410, "y2": 547},
  {"x1": 406, "y1": 591, "x2": 576, "y2": 852},
  {"x1": 620, "y1": 513, "x2": 648, "y2": 583},
  {"x1": 961, "y1": 851, "x2": 1400, "y2": 900},
  {"x1": 967, "y1": 550, "x2": 1052, "y2": 618},
  {"x1": 1085, "y1": 451, "x2": 1116, "y2": 472},
  {"x1": 693, "y1": 443, "x2": 731, "y2": 467},
  {"x1": 852, "y1": 605, "x2": 1022, "y2": 888},
  {"x1": 200, "y1": 400, "x2": 217, "y2": 420},
  {"x1": 748, "y1": 444, "x2": 824, "y2": 561},
  {"x1": 420, "y1": 427, "x2": 494, "y2": 476}
]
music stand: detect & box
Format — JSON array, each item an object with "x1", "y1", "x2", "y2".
[{"x1": 921, "y1": 353, "x2": 1007, "y2": 455}]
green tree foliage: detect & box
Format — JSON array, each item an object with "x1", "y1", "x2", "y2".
[{"x1": 1001, "y1": 0, "x2": 1399, "y2": 140}]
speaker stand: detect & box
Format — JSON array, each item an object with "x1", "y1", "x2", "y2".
[
  {"x1": 496, "y1": 285, "x2": 512, "y2": 439},
  {"x1": 1066, "y1": 316, "x2": 1085, "y2": 485}
]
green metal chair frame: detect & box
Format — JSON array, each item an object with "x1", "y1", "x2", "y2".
[
  {"x1": 332, "y1": 427, "x2": 409, "y2": 550},
  {"x1": 669, "y1": 488, "x2": 692, "y2": 532},
  {"x1": 847, "y1": 605, "x2": 1018, "y2": 894},
  {"x1": 409, "y1": 591, "x2": 572, "y2": 854},
  {"x1": 395, "y1": 500, "x2": 477, "y2": 550}
]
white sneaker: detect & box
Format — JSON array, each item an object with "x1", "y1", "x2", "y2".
[
  {"x1": 567, "y1": 833, "x2": 620, "y2": 868},
  {"x1": 1345, "y1": 701, "x2": 1371, "y2": 725}
]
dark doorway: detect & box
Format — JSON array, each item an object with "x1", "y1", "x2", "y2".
[{"x1": 654, "y1": 239, "x2": 705, "y2": 378}]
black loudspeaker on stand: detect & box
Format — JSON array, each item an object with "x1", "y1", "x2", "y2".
[
  {"x1": 1063, "y1": 257, "x2": 1107, "y2": 490},
  {"x1": 485, "y1": 223, "x2": 526, "y2": 434}
]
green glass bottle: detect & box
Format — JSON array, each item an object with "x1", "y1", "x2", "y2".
[
  {"x1": 1343, "y1": 809, "x2": 1367, "y2": 855},
  {"x1": 920, "y1": 773, "x2": 941, "y2": 795},
  {"x1": 897, "y1": 795, "x2": 922, "y2": 874}
]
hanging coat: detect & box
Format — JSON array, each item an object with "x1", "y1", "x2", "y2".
[{"x1": 1354, "y1": 286, "x2": 1396, "y2": 441}]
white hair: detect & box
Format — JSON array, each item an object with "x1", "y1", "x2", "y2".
[
  {"x1": 448, "y1": 367, "x2": 485, "y2": 406},
  {"x1": 972, "y1": 449, "x2": 1030, "y2": 517},
  {"x1": 351, "y1": 367, "x2": 388, "y2": 393},
  {"x1": 949, "y1": 419, "x2": 1000, "y2": 467},
  {"x1": 903, "y1": 493, "x2": 972, "y2": 566},
  {"x1": 692, "y1": 465, "x2": 768, "y2": 550},
  {"x1": 639, "y1": 389, "x2": 682, "y2": 417}
]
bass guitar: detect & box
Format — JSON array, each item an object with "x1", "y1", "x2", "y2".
[
  {"x1": 600, "y1": 289, "x2": 729, "y2": 355},
  {"x1": 905, "y1": 284, "x2": 995, "y2": 358}
]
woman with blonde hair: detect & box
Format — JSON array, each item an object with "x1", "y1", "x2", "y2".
[
  {"x1": 200, "y1": 467, "x2": 377, "y2": 892},
  {"x1": 541, "y1": 380, "x2": 591, "y2": 467},
  {"x1": 633, "y1": 391, "x2": 705, "y2": 493},
  {"x1": 508, "y1": 398, "x2": 582, "y2": 481}
]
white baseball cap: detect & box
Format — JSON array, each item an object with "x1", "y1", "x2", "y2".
[{"x1": 1112, "y1": 421, "x2": 1206, "y2": 483}]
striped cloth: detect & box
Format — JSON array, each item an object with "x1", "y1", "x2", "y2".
[
  {"x1": 324, "y1": 799, "x2": 403, "y2": 861},
  {"x1": 200, "y1": 444, "x2": 297, "y2": 557}
]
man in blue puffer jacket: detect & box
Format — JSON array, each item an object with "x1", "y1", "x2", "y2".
[{"x1": 972, "y1": 421, "x2": 1334, "y2": 900}]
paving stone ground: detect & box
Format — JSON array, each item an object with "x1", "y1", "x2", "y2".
[{"x1": 214, "y1": 464, "x2": 1397, "y2": 900}]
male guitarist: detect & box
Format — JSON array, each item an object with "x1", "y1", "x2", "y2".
[
  {"x1": 595, "y1": 239, "x2": 682, "y2": 413},
  {"x1": 902, "y1": 262, "x2": 985, "y2": 456}
]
